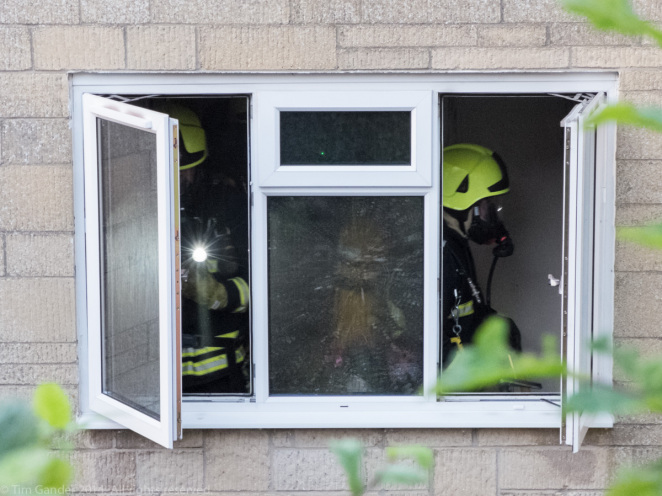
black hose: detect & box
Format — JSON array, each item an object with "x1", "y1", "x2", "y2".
[{"x1": 486, "y1": 255, "x2": 498, "y2": 308}]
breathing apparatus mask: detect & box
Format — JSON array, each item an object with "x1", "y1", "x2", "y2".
[{"x1": 467, "y1": 198, "x2": 514, "y2": 258}]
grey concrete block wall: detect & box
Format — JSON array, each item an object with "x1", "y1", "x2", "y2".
[{"x1": 0, "y1": 0, "x2": 661, "y2": 494}]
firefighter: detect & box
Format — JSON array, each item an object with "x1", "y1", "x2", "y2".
[
  {"x1": 441, "y1": 143, "x2": 519, "y2": 366},
  {"x1": 162, "y1": 102, "x2": 250, "y2": 394}
]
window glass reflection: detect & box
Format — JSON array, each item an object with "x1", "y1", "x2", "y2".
[{"x1": 280, "y1": 111, "x2": 411, "y2": 165}]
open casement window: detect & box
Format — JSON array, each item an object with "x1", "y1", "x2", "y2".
[
  {"x1": 560, "y1": 93, "x2": 610, "y2": 452},
  {"x1": 440, "y1": 91, "x2": 614, "y2": 450},
  {"x1": 82, "y1": 94, "x2": 182, "y2": 448}
]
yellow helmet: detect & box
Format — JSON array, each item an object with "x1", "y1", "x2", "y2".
[
  {"x1": 157, "y1": 102, "x2": 208, "y2": 170},
  {"x1": 442, "y1": 143, "x2": 509, "y2": 211}
]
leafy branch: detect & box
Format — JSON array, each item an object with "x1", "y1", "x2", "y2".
[
  {"x1": 0, "y1": 384, "x2": 76, "y2": 494},
  {"x1": 562, "y1": 0, "x2": 662, "y2": 132},
  {"x1": 329, "y1": 439, "x2": 432, "y2": 496},
  {"x1": 563, "y1": 0, "x2": 662, "y2": 46}
]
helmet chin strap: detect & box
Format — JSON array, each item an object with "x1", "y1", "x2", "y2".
[{"x1": 442, "y1": 209, "x2": 470, "y2": 237}]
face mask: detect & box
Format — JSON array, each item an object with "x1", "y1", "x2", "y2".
[
  {"x1": 467, "y1": 200, "x2": 500, "y2": 244},
  {"x1": 467, "y1": 199, "x2": 514, "y2": 257}
]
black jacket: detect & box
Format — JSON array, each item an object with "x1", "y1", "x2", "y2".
[
  {"x1": 442, "y1": 221, "x2": 522, "y2": 367},
  {"x1": 442, "y1": 223, "x2": 491, "y2": 366}
]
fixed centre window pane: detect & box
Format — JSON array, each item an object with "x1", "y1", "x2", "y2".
[
  {"x1": 268, "y1": 196, "x2": 424, "y2": 396},
  {"x1": 98, "y1": 118, "x2": 161, "y2": 420},
  {"x1": 280, "y1": 111, "x2": 411, "y2": 165}
]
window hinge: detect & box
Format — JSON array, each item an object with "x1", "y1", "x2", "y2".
[
  {"x1": 549, "y1": 93, "x2": 593, "y2": 104},
  {"x1": 104, "y1": 94, "x2": 160, "y2": 104}
]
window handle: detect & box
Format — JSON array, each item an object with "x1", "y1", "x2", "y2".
[{"x1": 548, "y1": 274, "x2": 560, "y2": 287}]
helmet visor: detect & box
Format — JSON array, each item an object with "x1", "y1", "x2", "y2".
[{"x1": 474, "y1": 198, "x2": 503, "y2": 225}]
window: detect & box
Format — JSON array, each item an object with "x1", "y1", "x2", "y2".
[{"x1": 74, "y1": 74, "x2": 616, "y2": 450}]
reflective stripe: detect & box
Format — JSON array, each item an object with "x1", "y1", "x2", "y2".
[
  {"x1": 449, "y1": 300, "x2": 474, "y2": 319},
  {"x1": 228, "y1": 277, "x2": 249, "y2": 313},
  {"x1": 216, "y1": 330, "x2": 240, "y2": 339},
  {"x1": 181, "y1": 340, "x2": 246, "y2": 377},
  {"x1": 182, "y1": 346, "x2": 223, "y2": 358},
  {"x1": 213, "y1": 331, "x2": 246, "y2": 362},
  {"x1": 450, "y1": 336, "x2": 464, "y2": 350},
  {"x1": 182, "y1": 353, "x2": 229, "y2": 376}
]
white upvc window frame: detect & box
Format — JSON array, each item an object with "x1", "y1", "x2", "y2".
[
  {"x1": 561, "y1": 93, "x2": 615, "y2": 452},
  {"x1": 81, "y1": 94, "x2": 181, "y2": 448},
  {"x1": 72, "y1": 73, "x2": 617, "y2": 447},
  {"x1": 255, "y1": 91, "x2": 433, "y2": 187}
]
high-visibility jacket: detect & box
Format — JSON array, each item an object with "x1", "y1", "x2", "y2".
[
  {"x1": 182, "y1": 331, "x2": 246, "y2": 379},
  {"x1": 181, "y1": 276, "x2": 250, "y2": 390},
  {"x1": 179, "y1": 168, "x2": 250, "y2": 392}
]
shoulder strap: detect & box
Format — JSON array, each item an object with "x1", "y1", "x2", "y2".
[{"x1": 443, "y1": 235, "x2": 484, "y2": 305}]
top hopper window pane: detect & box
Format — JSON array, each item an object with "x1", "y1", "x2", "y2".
[{"x1": 279, "y1": 111, "x2": 411, "y2": 166}]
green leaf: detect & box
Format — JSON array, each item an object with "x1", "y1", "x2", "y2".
[
  {"x1": 618, "y1": 224, "x2": 662, "y2": 250},
  {"x1": 0, "y1": 402, "x2": 40, "y2": 460},
  {"x1": 436, "y1": 317, "x2": 565, "y2": 394},
  {"x1": 374, "y1": 464, "x2": 428, "y2": 486},
  {"x1": 329, "y1": 439, "x2": 364, "y2": 496},
  {"x1": 607, "y1": 463, "x2": 662, "y2": 496},
  {"x1": 38, "y1": 457, "x2": 73, "y2": 490},
  {"x1": 0, "y1": 448, "x2": 52, "y2": 488},
  {"x1": 565, "y1": 384, "x2": 643, "y2": 415},
  {"x1": 385, "y1": 445, "x2": 433, "y2": 470},
  {"x1": 561, "y1": 0, "x2": 662, "y2": 46},
  {"x1": 585, "y1": 103, "x2": 662, "y2": 132},
  {"x1": 33, "y1": 383, "x2": 72, "y2": 430},
  {"x1": 613, "y1": 346, "x2": 641, "y2": 379},
  {"x1": 598, "y1": 103, "x2": 662, "y2": 130},
  {"x1": 591, "y1": 336, "x2": 612, "y2": 353}
]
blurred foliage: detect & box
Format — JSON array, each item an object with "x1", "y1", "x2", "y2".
[
  {"x1": 271, "y1": 1, "x2": 662, "y2": 493},
  {"x1": 618, "y1": 223, "x2": 662, "y2": 250},
  {"x1": 606, "y1": 460, "x2": 662, "y2": 496},
  {"x1": 435, "y1": 315, "x2": 662, "y2": 496},
  {"x1": 585, "y1": 103, "x2": 662, "y2": 133},
  {"x1": 474, "y1": 3, "x2": 662, "y2": 495},
  {"x1": 330, "y1": 439, "x2": 432, "y2": 496},
  {"x1": 0, "y1": 384, "x2": 75, "y2": 495},
  {"x1": 563, "y1": 0, "x2": 662, "y2": 45},
  {"x1": 330, "y1": 439, "x2": 364, "y2": 496},
  {"x1": 562, "y1": 0, "x2": 662, "y2": 133},
  {"x1": 436, "y1": 317, "x2": 564, "y2": 394}
]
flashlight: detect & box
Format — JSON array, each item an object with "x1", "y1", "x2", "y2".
[{"x1": 192, "y1": 246, "x2": 208, "y2": 263}]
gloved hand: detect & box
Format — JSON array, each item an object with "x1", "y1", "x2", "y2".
[
  {"x1": 182, "y1": 261, "x2": 228, "y2": 310},
  {"x1": 492, "y1": 223, "x2": 514, "y2": 258}
]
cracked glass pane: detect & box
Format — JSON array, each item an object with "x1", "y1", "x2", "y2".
[{"x1": 268, "y1": 196, "x2": 424, "y2": 395}]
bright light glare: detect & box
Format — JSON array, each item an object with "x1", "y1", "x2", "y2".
[{"x1": 192, "y1": 246, "x2": 208, "y2": 263}]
